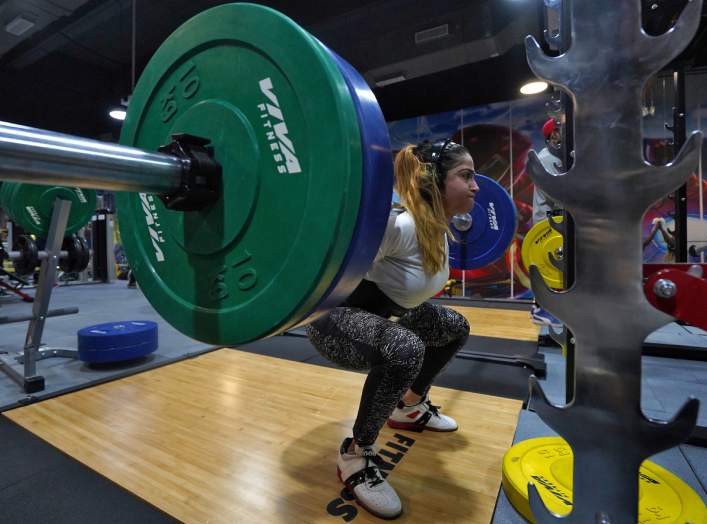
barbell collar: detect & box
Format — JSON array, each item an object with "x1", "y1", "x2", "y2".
[{"x1": 157, "y1": 133, "x2": 222, "y2": 211}]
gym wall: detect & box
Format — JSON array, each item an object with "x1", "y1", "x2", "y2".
[
  {"x1": 388, "y1": 72, "x2": 707, "y2": 299},
  {"x1": 388, "y1": 93, "x2": 551, "y2": 300}
]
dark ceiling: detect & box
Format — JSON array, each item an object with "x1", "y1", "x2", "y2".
[{"x1": 0, "y1": 0, "x2": 705, "y2": 141}]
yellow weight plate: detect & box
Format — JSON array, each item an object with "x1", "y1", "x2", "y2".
[
  {"x1": 521, "y1": 217, "x2": 564, "y2": 289},
  {"x1": 502, "y1": 437, "x2": 707, "y2": 523}
]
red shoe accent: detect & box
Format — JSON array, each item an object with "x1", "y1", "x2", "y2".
[
  {"x1": 386, "y1": 419, "x2": 425, "y2": 432},
  {"x1": 405, "y1": 410, "x2": 421, "y2": 420}
]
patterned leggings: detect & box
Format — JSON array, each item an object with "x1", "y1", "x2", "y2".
[{"x1": 306, "y1": 303, "x2": 469, "y2": 446}]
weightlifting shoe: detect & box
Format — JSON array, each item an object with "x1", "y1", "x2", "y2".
[
  {"x1": 336, "y1": 438, "x2": 402, "y2": 520},
  {"x1": 387, "y1": 395, "x2": 458, "y2": 432}
]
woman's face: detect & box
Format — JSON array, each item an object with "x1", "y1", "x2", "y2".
[{"x1": 442, "y1": 154, "x2": 479, "y2": 217}]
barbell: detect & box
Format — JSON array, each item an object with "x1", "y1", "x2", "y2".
[
  {"x1": 0, "y1": 235, "x2": 90, "y2": 276},
  {"x1": 0, "y1": 3, "x2": 516, "y2": 344}
]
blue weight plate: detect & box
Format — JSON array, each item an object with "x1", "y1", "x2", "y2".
[
  {"x1": 449, "y1": 175, "x2": 517, "y2": 270},
  {"x1": 298, "y1": 42, "x2": 393, "y2": 320},
  {"x1": 78, "y1": 340, "x2": 158, "y2": 364},
  {"x1": 465, "y1": 202, "x2": 488, "y2": 244},
  {"x1": 78, "y1": 321, "x2": 158, "y2": 351}
]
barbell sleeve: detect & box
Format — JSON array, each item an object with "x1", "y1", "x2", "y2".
[{"x1": 0, "y1": 121, "x2": 186, "y2": 194}]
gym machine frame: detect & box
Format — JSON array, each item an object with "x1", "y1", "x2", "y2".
[{"x1": 0, "y1": 198, "x2": 81, "y2": 393}]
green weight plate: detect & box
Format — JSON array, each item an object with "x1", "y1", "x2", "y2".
[
  {"x1": 0, "y1": 182, "x2": 12, "y2": 209},
  {"x1": 2, "y1": 182, "x2": 96, "y2": 237},
  {"x1": 3, "y1": 184, "x2": 18, "y2": 225},
  {"x1": 117, "y1": 3, "x2": 362, "y2": 344},
  {"x1": 3, "y1": 183, "x2": 18, "y2": 213}
]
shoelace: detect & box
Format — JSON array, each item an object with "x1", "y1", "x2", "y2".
[
  {"x1": 425, "y1": 399, "x2": 442, "y2": 416},
  {"x1": 363, "y1": 455, "x2": 385, "y2": 488},
  {"x1": 357, "y1": 446, "x2": 385, "y2": 488}
]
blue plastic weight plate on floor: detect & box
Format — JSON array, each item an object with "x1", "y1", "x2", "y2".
[
  {"x1": 77, "y1": 321, "x2": 158, "y2": 363},
  {"x1": 449, "y1": 175, "x2": 517, "y2": 270},
  {"x1": 298, "y1": 42, "x2": 393, "y2": 320}
]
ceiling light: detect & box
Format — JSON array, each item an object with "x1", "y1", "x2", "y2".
[
  {"x1": 520, "y1": 81, "x2": 549, "y2": 95},
  {"x1": 109, "y1": 96, "x2": 130, "y2": 122},
  {"x1": 5, "y1": 15, "x2": 35, "y2": 36},
  {"x1": 109, "y1": 109, "x2": 127, "y2": 121},
  {"x1": 375, "y1": 75, "x2": 406, "y2": 88}
]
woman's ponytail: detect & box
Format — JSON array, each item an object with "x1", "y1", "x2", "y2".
[{"x1": 393, "y1": 145, "x2": 452, "y2": 275}]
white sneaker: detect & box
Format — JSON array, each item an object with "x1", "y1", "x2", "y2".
[
  {"x1": 387, "y1": 395, "x2": 458, "y2": 432},
  {"x1": 336, "y1": 438, "x2": 403, "y2": 520}
]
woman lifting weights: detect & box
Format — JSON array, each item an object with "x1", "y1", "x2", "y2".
[{"x1": 307, "y1": 138, "x2": 479, "y2": 519}]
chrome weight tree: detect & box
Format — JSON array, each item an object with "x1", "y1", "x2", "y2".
[{"x1": 524, "y1": 0, "x2": 703, "y2": 521}]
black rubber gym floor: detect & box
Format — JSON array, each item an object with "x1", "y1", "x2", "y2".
[
  {"x1": 239, "y1": 331, "x2": 539, "y2": 402},
  {"x1": 0, "y1": 415, "x2": 178, "y2": 524}
]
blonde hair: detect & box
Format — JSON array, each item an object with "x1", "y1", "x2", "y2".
[{"x1": 394, "y1": 145, "x2": 454, "y2": 275}]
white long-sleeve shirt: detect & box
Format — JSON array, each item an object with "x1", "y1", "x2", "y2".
[{"x1": 365, "y1": 208, "x2": 449, "y2": 309}]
